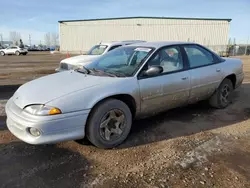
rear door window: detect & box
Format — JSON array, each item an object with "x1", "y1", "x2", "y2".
[{"x1": 184, "y1": 45, "x2": 214, "y2": 68}]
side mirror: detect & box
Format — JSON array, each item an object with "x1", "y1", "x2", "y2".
[{"x1": 143, "y1": 65, "x2": 163, "y2": 77}]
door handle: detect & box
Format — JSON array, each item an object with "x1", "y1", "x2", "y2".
[
  {"x1": 181, "y1": 77, "x2": 188, "y2": 80},
  {"x1": 216, "y1": 69, "x2": 221, "y2": 72}
]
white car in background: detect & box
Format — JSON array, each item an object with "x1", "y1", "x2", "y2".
[
  {"x1": 55, "y1": 40, "x2": 146, "y2": 72},
  {"x1": 0, "y1": 46, "x2": 28, "y2": 56}
]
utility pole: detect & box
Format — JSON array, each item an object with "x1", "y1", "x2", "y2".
[
  {"x1": 245, "y1": 36, "x2": 249, "y2": 55},
  {"x1": 0, "y1": 34, "x2": 3, "y2": 45},
  {"x1": 233, "y1": 38, "x2": 236, "y2": 56},
  {"x1": 29, "y1": 34, "x2": 31, "y2": 46}
]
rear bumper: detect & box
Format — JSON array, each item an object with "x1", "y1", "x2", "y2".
[
  {"x1": 19, "y1": 50, "x2": 28, "y2": 53},
  {"x1": 235, "y1": 72, "x2": 244, "y2": 88},
  {"x1": 5, "y1": 98, "x2": 90, "y2": 145}
]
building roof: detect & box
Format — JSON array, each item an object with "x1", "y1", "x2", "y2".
[
  {"x1": 58, "y1": 16, "x2": 232, "y2": 23},
  {"x1": 128, "y1": 41, "x2": 196, "y2": 48}
]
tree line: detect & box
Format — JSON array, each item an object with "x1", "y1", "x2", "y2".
[{"x1": 0, "y1": 31, "x2": 59, "y2": 47}]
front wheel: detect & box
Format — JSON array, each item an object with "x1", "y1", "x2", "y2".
[
  {"x1": 15, "y1": 51, "x2": 20, "y2": 56},
  {"x1": 0, "y1": 51, "x2": 5, "y2": 56},
  {"x1": 209, "y1": 78, "x2": 234, "y2": 109},
  {"x1": 86, "y1": 99, "x2": 132, "y2": 149}
]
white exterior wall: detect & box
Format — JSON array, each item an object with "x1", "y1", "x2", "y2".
[{"x1": 59, "y1": 18, "x2": 230, "y2": 53}]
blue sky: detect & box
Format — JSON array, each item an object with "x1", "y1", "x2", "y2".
[{"x1": 0, "y1": 0, "x2": 249, "y2": 44}]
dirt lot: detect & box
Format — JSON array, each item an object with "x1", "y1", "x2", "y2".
[
  {"x1": 0, "y1": 52, "x2": 67, "y2": 86},
  {"x1": 0, "y1": 53, "x2": 250, "y2": 188}
]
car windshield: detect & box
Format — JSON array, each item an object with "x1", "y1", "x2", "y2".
[
  {"x1": 84, "y1": 46, "x2": 154, "y2": 77},
  {"x1": 87, "y1": 45, "x2": 108, "y2": 55}
]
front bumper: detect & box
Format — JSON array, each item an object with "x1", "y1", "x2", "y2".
[{"x1": 5, "y1": 98, "x2": 90, "y2": 145}]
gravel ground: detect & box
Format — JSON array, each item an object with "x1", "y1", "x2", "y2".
[{"x1": 0, "y1": 53, "x2": 250, "y2": 188}]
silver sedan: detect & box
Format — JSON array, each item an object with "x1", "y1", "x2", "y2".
[{"x1": 5, "y1": 42, "x2": 244, "y2": 149}]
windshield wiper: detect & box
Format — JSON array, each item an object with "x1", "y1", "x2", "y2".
[
  {"x1": 75, "y1": 66, "x2": 90, "y2": 74},
  {"x1": 105, "y1": 70, "x2": 127, "y2": 77},
  {"x1": 90, "y1": 68, "x2": 117, "y2": 77}
]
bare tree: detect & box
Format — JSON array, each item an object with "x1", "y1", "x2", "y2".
[
  {"x1": 50, "y1": 33, "x2": 58, "y2": 47},
  {"x1": 44, "y1": 32, "x2": 51, "y2": 47},
  {"x1": 9, "y1": 31, "x2": 21, "y2": 45}
]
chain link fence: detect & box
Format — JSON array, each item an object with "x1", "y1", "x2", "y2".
[{"x1": 205, "y1": 44, "x2": 250, "y2": 57}]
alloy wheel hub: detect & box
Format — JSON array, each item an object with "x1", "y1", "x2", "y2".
[{"x1": 100, "y1": 109, "x2": 125, "y2": 141}]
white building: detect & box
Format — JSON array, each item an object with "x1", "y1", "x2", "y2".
[{"x1": 58, "y1": 16, "x2": 231, "y2": 54}]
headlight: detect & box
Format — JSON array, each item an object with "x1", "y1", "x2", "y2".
[
  {"x1": 60, "y1": 62, "x2": 68, "y2": 70},
  {"x1": 24, "y1": 105, "x2": 62, "y2": 116}
]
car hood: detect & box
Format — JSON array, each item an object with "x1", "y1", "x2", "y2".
[
  {"x1": 12, "y1": 71, "x2": 115, "y2": 109},
  {"x1": 61, "y1": 54, "x2": 100, "y2": 66}
]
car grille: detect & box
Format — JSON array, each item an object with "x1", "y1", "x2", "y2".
[{"x1": 60, "y1": 63, "x2": 69, "y2": 70}]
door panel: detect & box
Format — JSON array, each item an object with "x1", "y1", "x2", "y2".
[
  {"x1": 183, "y1": 44, "x2": 224, "y2": 104},
  {"x1": 5, "y1": 49, "x2": 11, "y2": 54},
  {"x1": 138, "y1": 71, "x2": 190, "y2": 116},
  {"x1": 12, "y1": 48, "x2": 17, "y2": 54},
  {"x1": 8, "y1": 48, "x2": 16, "y2": 54},
  {"x1": 188, "y1": 64, "x2": 223, "y2": 103}
]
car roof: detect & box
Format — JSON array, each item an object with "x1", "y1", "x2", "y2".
[
  {"x1": 100, "y1": 40, "x2": 146, "y2": 46},
  {"x1": 128, "y1": 41, "x2": 196, "y2": 48}
]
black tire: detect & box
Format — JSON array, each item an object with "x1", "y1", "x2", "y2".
[
  {"x1": 0, "y1": 51, "x2": 5, "y2": 56},
  {"x1": 209, "y1": 78, "x2": 234, "y2": 109},
  {"x1": 86, "y1": 99, "x2": 132, "y2": 149},
  {"x1": 15, "y1": 51, "x2": 20, "y2": 56},
  {"x1": 23, "y1": 53, "x2": 27, "y2": 55}
]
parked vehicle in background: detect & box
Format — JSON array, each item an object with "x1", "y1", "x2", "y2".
[
  {"x1": 5, "y1": 41, "x2": 244, "y2": 149},
  {"x1": 55, "y1": 40, "x2": 146, "y2": 72},
  {"x1": 28, "y1": 45, "x2": 50, "y2": 51},
  {"x1": 0, "y1": 46, "x2": 28, "y2": 56}
]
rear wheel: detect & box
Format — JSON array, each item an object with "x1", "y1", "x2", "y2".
[
  {"x1": 15, "y1": 51, "x2": 20, "y2": 56},
  {"x1": 86, "y1": 99, "x2": 132, "y2": 149},
  {"x1": 209, "y1": 78, "x2": 234, "y2": 108},
  {"x1": 0, "y1": 51, "x2": 5, "y2": 56},
  {"x1": 23, "y1": 52, "x2": 27, "y2": 55}
]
